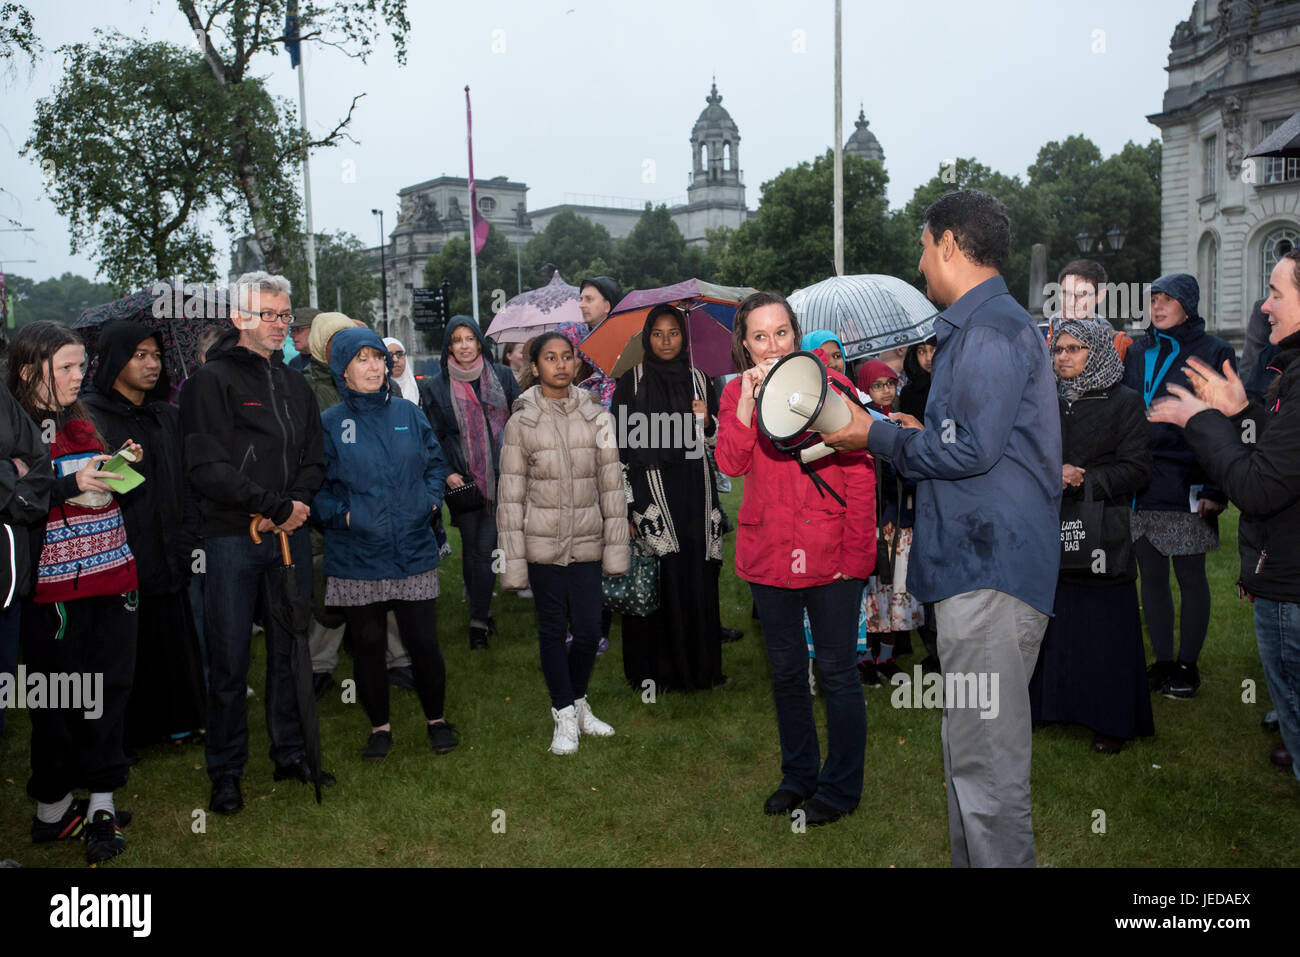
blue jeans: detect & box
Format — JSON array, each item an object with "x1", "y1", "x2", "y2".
[
  {"x1": 751, "y1": 577, "x2": 867, "y2": 813},
  {"x1": 456, "y1": 506, "x2": 497, "y2": 626},
  {"x1": 1254, "y1": 598, "x2": 1300, "y2": 784},
  {"x1": 202, "y1": 530, "x2": 311, "y2": 781}
]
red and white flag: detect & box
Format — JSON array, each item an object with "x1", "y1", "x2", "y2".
[{"x1": 465, "y1": 86, "x2": 490, "y2": 254}]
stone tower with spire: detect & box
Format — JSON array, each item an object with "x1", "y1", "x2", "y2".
[
  {"x1": 844, "y1": 105, "x2": 885, "y2": 164},
  {"x1": 675, "y1": 79, "x2": 750, "y2": 245}
]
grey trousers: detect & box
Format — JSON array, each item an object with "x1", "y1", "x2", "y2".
[
  {"x1": 935, "y1": 589, "x2": 1047, "y2": 868},
  {"x1": 309, "y1": 612, "x2": 410, "y2": 673}
]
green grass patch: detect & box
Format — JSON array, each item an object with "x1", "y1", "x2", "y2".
[{"x1": 1, "y1": 487, "x2": 1295, "y2": 867}]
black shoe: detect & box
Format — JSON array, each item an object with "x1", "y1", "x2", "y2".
[
  {"x1": 312, "y1": 672, "x2": 335, "y2": 701},
  {"x1": 209, "y1": 776, "x2": 243, "y2": 815},
  {"x1": 1161, "y1": 661, "x2": 1200, "y2": 699},
  {"x1": 876, "y1": 659, "x2": 909, "y2": 684},
  {"x1": 387, "y1": 666, "x2": 415, "y2": 691},
  {"x1": 363, "y1": 730, "x2": 392, "y2": 760},
  {"x1": 1270, "y1": 746, "x2": 1293, "y2": 770},
  {"x1": 720, "y1": 627, "x2": 744, "y2": 643},
  {"x1": 1147, "y1": 659, "x2": 1175, "y2": 692},
  {"x1": 1092, "y1": 733, "x2": 1125, "y2": 754},
  {"x1": 857, "y1": 660, "x2": 881, "y2": 687},
  {"x1": 486, "y1": 615, "x2": 498, "y2": 637},
  {"x1": 273, "y1": 758, "x2": 337, "y2": 787},
  {"x1": 428, "y1": 721, "x2": 459, "y2": 754},
  {"x1": 799, "y1": 797, "x2": 851, "y2": 827},
  {"x1": 763, "y1": 788, "x2": 808, "y2": 815},
  {"x1": 469, "y1": 626, "x2": 489, "y2": 650},
  {"x1": 1263, "y1": 709, "x2": 1280, "y2": 733},
  {"x1": 919, "y1": 654, "x2": 942, "y2": 675},
  {"x1": 31, "y1": 799, "x2": 131, "y2": 843},
  {"x1": 85, "y1": 810, "x2": 126, "y2": 865}
]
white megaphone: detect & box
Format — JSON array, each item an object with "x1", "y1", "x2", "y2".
[{"x1": 755, "y1": 350, "x2": 854, "y2": 464}]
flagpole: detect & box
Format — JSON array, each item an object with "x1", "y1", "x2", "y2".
[
  {"x1": 466, "y1": 85, "x2": 480, "y2": 326},
  {"x1": 833, "y1": 0, "x2": 844, "y2": 278},
  {"x1": 294, "y1": 27, "x2": 318, "y2": 307}
]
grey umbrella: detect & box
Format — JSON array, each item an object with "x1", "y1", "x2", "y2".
[
  {"x1": 787, "y1": 274, "x2": 939, "y2": 361},
  {"x1": 1247, "y1": 107, "x2": 1300, "y2": 159}
]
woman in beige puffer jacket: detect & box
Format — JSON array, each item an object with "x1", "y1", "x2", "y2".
[{"x1": 497, "y1": 332, "x2": 629, "y2": 754}]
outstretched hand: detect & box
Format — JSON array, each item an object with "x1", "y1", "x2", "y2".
[
  {"x1": 1182, "y1": 357, "x2": 1248, "y2": 417},
  {"x1": 1147, "y1": 384, "x2": 1212, "y2": 429}
]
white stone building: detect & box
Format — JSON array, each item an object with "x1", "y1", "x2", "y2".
[{"x1": 1147, "y1": 0, "x2": 1300, "y2": 348}]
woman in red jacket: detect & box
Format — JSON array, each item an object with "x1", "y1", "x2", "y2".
[{"x1": 717, "y1": 292, "x2": 875, "y2": 827}]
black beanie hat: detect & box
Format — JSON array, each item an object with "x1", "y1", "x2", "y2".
[{"x1": 580, "y1": 276, "x2": 623, "y2": 312}]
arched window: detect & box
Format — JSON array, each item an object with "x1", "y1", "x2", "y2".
[
  {"x1": 478, "y1": 196, "x2": 497, "y2": 215},
  {"x1": 1262, "y1": 225, "x2": 1299, "y2": 298},
  {"x1": 1198, "y1": 233, "x2": 1218, "y2": 326},
  {"x1": 722, "y1": 141, "x2": 732, "y2": 171}
]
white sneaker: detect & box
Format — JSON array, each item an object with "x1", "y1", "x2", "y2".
[
  {"x1": 549, "y1": 705, "x2": 579, "y2": 754},
  {"x1": 574, "y1": 696, "x2": 615, "y2": 737}
]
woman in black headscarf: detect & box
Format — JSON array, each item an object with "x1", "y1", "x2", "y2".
[
  {"x1": 611, "y1": 305, "x2": 725, "y2": 693},
  {"x1": 1030, "y1": 318, "x2": 1155, "y2": 753},
  {"x1": 897, "y1": 336, "x2": 936, "y2": 422}
]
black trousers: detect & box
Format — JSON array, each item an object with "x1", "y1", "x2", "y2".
[
  {"x1": 342, "y1": 598, "x2": 444, "y2": 728},
  {"x1": 124, "y1": 588, "x2": 206, "y2": 747},
  {"x1": 21, "y1": 593, "x2": 139, "y2": 803},
  {"x1": 528, "y1": 561, "x2": 601, "y2": 710}
]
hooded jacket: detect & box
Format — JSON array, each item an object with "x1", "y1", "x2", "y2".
[
  {"x1": 1122, "y1": 312, "x2": 1236, "y2": 511},
  {"x1": 419, "y1": 315, "x2": 519, "y2": 481},
  {"x1": 0, "y1": 383, "x2": 52, "y2": 604},
  {"x1": 1184, "y1": 328, "x2": 1300, "y2": 602},
  {"x1": 312, "y1": 327, "x2": 447, "y2": 581},
  {"x1": 179, "y1": 324, "x2": 325, "y2": 537},
  {"x1": 83, "y1": 320, "x2": 193, "y2": 594},
  {"x1": 496, "y1": 384, "x2": 629, "y2": 590}
]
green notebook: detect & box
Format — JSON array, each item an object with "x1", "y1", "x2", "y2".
[{"x1": 98, "y1": 449, "x2": 145, "y2": 495}]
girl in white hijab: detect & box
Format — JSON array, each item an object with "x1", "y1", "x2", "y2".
[{"x1": 384, "y1": 337, "x2": 420, "y2": 404}]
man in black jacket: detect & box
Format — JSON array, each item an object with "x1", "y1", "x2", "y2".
[
  {"x1": 180, "y1": 272, "x2": 330, "y2": 815},
  {"x1": 84, "y1": 322, "x2": 205, "y2": 753},
  {"x1": 0, "y1": 381, "x2": 52, "y2": 739}
]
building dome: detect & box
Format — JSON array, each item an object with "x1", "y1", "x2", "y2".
[
  {"x1": 692, "y1": 80, "x2": 740, "y2": 140},
  {"x1": 844, "y1": 106, "x2": 885, "y2": 164}
]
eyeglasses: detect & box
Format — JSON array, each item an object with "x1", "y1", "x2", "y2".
[
  {"x1": 389, "y1": 351, "x2": 406, "y2": 359},
  {"x1": 256, "y1": 310, "x2": 294, "y2": 324},
  {"x1": 1051, "y1": 344, "x2": 1090, "y2": 356}
]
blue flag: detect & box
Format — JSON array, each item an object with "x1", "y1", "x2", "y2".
[{"x1": 284, "y1": 0, "x2": 301, "y2": 68}]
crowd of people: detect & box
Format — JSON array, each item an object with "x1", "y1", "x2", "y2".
[{"x1": 1, "y1": 188, "x2": 1297, "y2": 868}]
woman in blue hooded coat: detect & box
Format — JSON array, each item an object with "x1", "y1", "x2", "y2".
[
  {"x1": 313, "y1": 327, "x2": 456, "y2": 759},
  {"x1": 1122, "y1": 273, "x2": 1236, "y2": 699}
]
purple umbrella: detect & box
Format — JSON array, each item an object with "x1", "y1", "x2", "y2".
[{"x1": 485, "y1": 272, "x2": 582, "y2": 343}]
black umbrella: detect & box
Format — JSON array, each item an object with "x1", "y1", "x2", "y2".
[
  {"x1": 73, "y1": 279, "x2": 231, "y2": 393},
  {"x1": 1247, "y1": 108, "x2": 1300, "y2": 159},
  {"x1": 250, "y1": 517, "x2": 323, "y2": 804}
]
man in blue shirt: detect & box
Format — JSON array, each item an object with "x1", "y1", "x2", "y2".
[{"x1": 826, "y1": 189, "x2": 1061, "y2": 867}]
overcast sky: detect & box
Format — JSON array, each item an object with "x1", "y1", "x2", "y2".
[{"x1": 2, "y1": 0, "x2": 1194, "y2": 283}]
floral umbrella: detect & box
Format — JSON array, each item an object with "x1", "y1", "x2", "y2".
[{"x1": 484, "y1": 271, "x2": 583, "y2": 343}]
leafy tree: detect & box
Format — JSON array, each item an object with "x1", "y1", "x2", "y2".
[
  {"x1": 616, "y1": 203, "x2": 705, "y2": 290},
  {"x1": 0, "y1": 2, "x2": 37, "y2": 69},
  {"x1": 423, "y1": 226, "x2": 518, "y2": 325},
  {"x1": 717, "y1": 151, "x2": 906, "y2": 293},
  {"x1": 4, "y1": 272, "x2": 119, "y2": 326},
  {"x1": 522, "y1": 210, "x2": 615, "y2": 286},
  {"x1": 284, "y1": 230, "x2": 378, "y2": 325},
  {"x1": 896, "y1": 157, "x2": 1051, "y2": 307},
  {"x1": 178, "y1": 0, "x2": 411, "y2": 273},
  {"x1": 24, "y1": 36, "x2": 236, "y2": 290}
]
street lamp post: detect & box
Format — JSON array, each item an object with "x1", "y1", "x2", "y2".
[
  {"x1": 1074, "y1": 225, "x2": 1127, "y2": 258},
  {"x1": 371, "y1": 207, "x2": 389, "y2": 338}
]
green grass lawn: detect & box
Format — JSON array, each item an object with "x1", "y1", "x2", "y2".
[{"x1": 1, "y1": 484, "x2": 1296, "y2": 867}]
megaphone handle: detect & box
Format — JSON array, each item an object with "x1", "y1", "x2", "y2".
[{"x1": 799, "y1": 442, "x2": 836, "y2": 464}]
